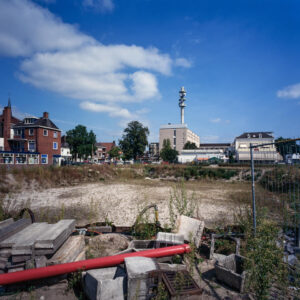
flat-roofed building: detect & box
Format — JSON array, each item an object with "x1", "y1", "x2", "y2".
[{"x1": 159, "y1": 123, "x2": 200, "y2": 153}]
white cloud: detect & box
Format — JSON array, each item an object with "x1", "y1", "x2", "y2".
[
  {"x1": 0, "y1": 0, "x2": 94, "y2": 57},
  {"x1": 210, "y1": 118, "x2": 221, "y2": 123},
  {"x1": 277, "y1": 83, "x2": 300, "y2": 99},
  {"x1": 80, "y1": 101, "x2": 134, "y2": 118},
  {"x1": 83, "y1": 0, "x2": 114, "y2": 13},
  {"x1": 0, "y1": 0, "x2": 190, "y2": 122},
  {"x1": 175, "y1": 58, "x2": 192, "y2": 68}
]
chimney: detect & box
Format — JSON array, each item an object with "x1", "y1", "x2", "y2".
[
  {"x1": 43, "y1": 112, "x2": 49, "y2": 119},
  {"x1": 3, "y1": 98, "x2": 12, "y2": 151}
]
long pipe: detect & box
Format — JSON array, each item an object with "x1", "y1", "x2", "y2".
[{"x1": 0, "y1": 244, "x2": 190, "y2": 285}]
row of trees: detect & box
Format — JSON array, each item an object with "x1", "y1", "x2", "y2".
[{"x1": 66, "y1": 121, "x2": 179, "y2": 162}]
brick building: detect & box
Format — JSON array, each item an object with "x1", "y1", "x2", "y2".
[
  {"x1": 94, "y1": 142, "x2": 116, "y2": 162},
  {"x1": 0, "y1": 99, "x2": 61, "y2": 165}
]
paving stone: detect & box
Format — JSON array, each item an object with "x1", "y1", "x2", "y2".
[
  {"x1": 125, "y1": 257, "x2": 157, "y2": 300},
  {"x1": 84, "y1": 266, "x2": 126, "y2": 300},
  {"x1": 48, "y1": 235, "x2": 85, "y2": 265},
  {"x1": 176, "y1": 215, "x2": 205, "y2": 248}
]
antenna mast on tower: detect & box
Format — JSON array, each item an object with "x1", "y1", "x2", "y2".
[{"x1": 179, "y1": 86, "x2": 186, "y2": 124}]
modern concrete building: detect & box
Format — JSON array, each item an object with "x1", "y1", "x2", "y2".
[
  {"x1": 159, "y1": 87, "x2": 200, "y2": 153},
  {"x1": 234, "y1": 132, "x2": 281, "y2": 162},
  {"x1": 159, "y1": 123, "x2": 200, "y2": 152}
]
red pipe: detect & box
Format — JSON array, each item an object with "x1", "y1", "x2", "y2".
[{"x1": 0, "y1": 244, "x2": 190, "y2": 285}]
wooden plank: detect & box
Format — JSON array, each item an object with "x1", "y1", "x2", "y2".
[
  {"x1": 0, "y1": 218, "x2": 31, "y2": 243},
  {"x1": 47, "y1": 235, "x2": 85, "y2": 265}
]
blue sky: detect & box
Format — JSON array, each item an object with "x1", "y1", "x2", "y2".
[{"x1": 0, "y1": 0, "x2": 299, "y2": 143}]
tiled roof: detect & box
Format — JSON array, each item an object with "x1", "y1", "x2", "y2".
[
  {"x1": 236, "y1": 132, "x2": 273, "y2": 139},
  {"x1": 14, "y1": 118, "x2": 59, "y2": 130},
  {"x1": 96, "y1": 142, "x2": 116, "y2": 152}
]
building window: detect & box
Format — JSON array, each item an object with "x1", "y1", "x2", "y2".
[
  {"x1": 43, "y1": 129, "x2": 48, "y2": 136},
  {"x1": 16, "y1": 154, "x2": 27, "y2": 164},
  {"x1": 28, "y1": 141, "x2": 36, "y2": 152},
  {"x1": 173, "y1": 137, "x2": 176, "y2": 148},
  {"x1": 174, "y1": 130, "x2": 176, "y2": 137},
  {"x1": 53, "y1": 131, "x2": 58, "y2": 138},
  {"x1": 15, "y1": 129, "x2": 22, "y2": 136},
  {"x1": 29, "y1": 128, "x2": 34, "y2": 136},
  {"x1": 28, "y1": 154, "x2": 39, "y2": 164},
  {"x1": 0, "y1": 153, "x2": 14, "y2": 164},
  {"x1": 41, "y1": 154, "x2": 48, "y2": 164},
  {"x1": 53, "y1": 142, "x2": 58, "y2": 150}
]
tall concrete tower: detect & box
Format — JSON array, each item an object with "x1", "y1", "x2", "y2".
[{"x1": 179, "y1": 86, "x2": 186, "y2": 124}]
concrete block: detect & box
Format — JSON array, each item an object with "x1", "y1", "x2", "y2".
[
  {"x1": 47, "y1": 235, "x2": 85, "y2": 265},
  {"x1": 176, "y1": 215, "x2": 204, "y2": 248},
  {"x1": 215, "y1": 254, "x2": 247, "y2": 293},
  {"x1": 35, "y1": 256, "x2": 48, "y2": 268},
  {"x1": 84, "y1": 266, "x2": 126, "y2": 300},
  {"x1": 125, "y1": 257, "x2": 157, "y2": 300},
  {"x1": 156, "y1": 232, "x2": 184, "y2": 247}
]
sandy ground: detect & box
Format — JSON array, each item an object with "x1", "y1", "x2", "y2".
[{"x1": 3, "y1": 179, "x2": 251, "y2": 227}]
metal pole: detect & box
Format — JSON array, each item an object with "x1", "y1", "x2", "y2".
[{"x1": 250, "y1": 144, "x2": 256, "y2": 235}]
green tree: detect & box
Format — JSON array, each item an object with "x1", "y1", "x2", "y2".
[
  {"x1": 160, "y1": 139, "x2": 178, "y2": 163},
  {"x1": 66, "y1": 125, "x2": 96, "y2": 160},
  {"x1": 275, "y1": 137, "x2": 300, "y2": 157},
  {"x1": 183, "y1": 141, "x2": 197, "y2": 149},
  {"x1": 108, "y1": 146, "x2": 122, "y2": 160},
  {"x1": 119, "y1": 121, "x2": 149, "y2": 160}
]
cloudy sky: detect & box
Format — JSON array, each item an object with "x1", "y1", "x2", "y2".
[{"x1": 0, "y1": 0, "x2": 299, "y2": 143}]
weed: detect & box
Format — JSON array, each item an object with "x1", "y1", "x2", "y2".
[{"x1": 168, "y1": 180, "x2": 196, "y2": 229}]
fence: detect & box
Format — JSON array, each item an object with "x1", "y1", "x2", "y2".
[{"x1": 250, "y1": 138, "x2": 300, "y2": 237}]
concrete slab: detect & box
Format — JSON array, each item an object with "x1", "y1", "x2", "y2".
[
  {"x1": 35, "y1": 219, "x2": 76, "y2": 253},
  {"x1": 156, "y1": 232, "x2": 184, "y2": 247},
  {"x1": 0, "y1": 222, "x2": 48, "y2": 256},
  {"x1": 0, "y1": 218, "x2": 14, "y2": 230},
  {"x1": 176, "y1": 215, "x2": 204, "y2": 248},
  {"x1": 48, "y1": 235, "x2": 85, "y2": 265},
  {"x1": 84, "y1": 266, "x2": 126, "y2": 300},
  {"x1": 125, "y1": 257, "x2": 157, "y2": 300},
  {"x1": 0, "y1": 218, "x2": 31, "y2": 243}
]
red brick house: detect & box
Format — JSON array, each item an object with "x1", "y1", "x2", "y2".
[
  {"x1": 94, "y1": 142, "x2": 116, "y2": 162},
  {"x1": 0, "y1": 99, "x2": 61, "y2": 165}
]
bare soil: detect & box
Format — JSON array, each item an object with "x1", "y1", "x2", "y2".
[{"x1": 3, "y1": 179, "x2": 251, "y2": 228}]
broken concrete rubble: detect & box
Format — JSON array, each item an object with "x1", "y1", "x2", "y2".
[{"x1": 175, "y1": 215, "x2": 204, "y2": 248}]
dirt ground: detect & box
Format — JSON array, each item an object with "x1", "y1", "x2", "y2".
[{"x1": 3, "y1": 179, "x2": 251, "y2": 228}]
